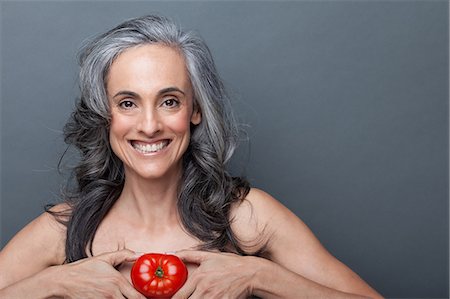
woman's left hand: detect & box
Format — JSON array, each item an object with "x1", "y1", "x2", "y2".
[{"x1": 172, "y1": 250, "x2": 258, "y2": 299}]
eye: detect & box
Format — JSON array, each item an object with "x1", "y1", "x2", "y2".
[
  {"x1": 119, "y1": 100, "x2": 135, "y2": 109},
  {"x1": 162, "y1": 98, "x2": 179, "y2": 108}
]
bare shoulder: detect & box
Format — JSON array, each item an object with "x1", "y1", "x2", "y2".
[
  {"x1": 240, "y1": 187, "x2": 295, "y2": 219},
  {"x1": 231, "y1": 187, "x2": 335, "y2": 267},
  {"x1": 231, "y1": 188, "x2": 286, "y2": 226},
  {"x1": 0, "y1": 203, "x2": 69, "y2": 288},
  {"x1": 232, "y1": 187, "x2": 329, "y2": 257},
  {"x1": 230, "y1": 188, "x2": 299, "y2": 254},
  {"x1": 232, "y1": 189, "x2": 382, "y2": 298}
]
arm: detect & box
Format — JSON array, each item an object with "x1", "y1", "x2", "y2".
[
  {"x1": 174, "y1": 188, "x2": 383, "y2": 299},
  {"x1": 174, "y1": 251, "x2": 374, "y2": 299},
  {"x1": 0, "y1": 209, "x2": 66, "y2": 294},
  {"x1": 244, "y1": 188, "x2": 382, "y2": 298},
  {"x1": 250, "y1": 251, "x2": 376, "y2": 299},
  {"x1": 0, "y1": 207, "x2": 145, "y2": 299}
]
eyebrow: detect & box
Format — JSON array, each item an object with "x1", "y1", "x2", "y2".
[
  {"x1": 159, "y1": 87, "x2": 186, "y2": 96},
  {"x1": 113, "y1": 86, "x2": 186, "y2": 98}
]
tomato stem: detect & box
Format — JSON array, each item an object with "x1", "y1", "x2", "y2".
[{"x1": 155, "y1": 266, "x2": 164, "y2": 278}]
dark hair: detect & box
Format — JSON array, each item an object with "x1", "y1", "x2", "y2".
[{"x1": 49, "y1": 15, "x2": 253, "y2": 262}]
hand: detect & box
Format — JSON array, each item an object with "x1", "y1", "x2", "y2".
[
  {"x1": 172, "y1": 250, "x2": 258, "y2": 299},
  {"x1": 52, "y1": 249, "x2": 146, "y2": 299}
]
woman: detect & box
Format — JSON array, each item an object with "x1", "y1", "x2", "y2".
[{"x1": 0, "y1": 15, "x2": 382, "y2": 298}]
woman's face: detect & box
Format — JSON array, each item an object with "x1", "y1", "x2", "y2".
[{"x1": 106, "y1": 44, "x2": 201, "y2": 180}]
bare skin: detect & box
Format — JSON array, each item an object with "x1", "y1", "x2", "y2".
[
  {"x1": 0, "y1": 189, "x2": 383, "y2": 298},
  {"x1": 0, "y1": 44, "x2": 383, "y2": 299}
]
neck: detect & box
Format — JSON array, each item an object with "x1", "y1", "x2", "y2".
[{"x1": 114, "y1": 167, "x2": 183, "y2": 228}]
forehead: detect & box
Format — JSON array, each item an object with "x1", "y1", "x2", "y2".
[{"x1": 106, "y1": 43, "x2": 191, "y2": 95}]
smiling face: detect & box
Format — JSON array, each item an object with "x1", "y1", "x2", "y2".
[{"x1": 106, "y1": 44, "x2": 201, "y2": 181}]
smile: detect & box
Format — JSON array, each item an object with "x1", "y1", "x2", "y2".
[{"x1": 131, "y1": 140, "x2": 170, "y2": 154}]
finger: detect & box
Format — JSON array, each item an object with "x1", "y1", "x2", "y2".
[
  {"x1": 106, "y1": 271, "x2": 147, "y2": 299},
  {"x1": 112, "y1": 288, "x2": 127, "y2": 299},
  {"x1": 117, "y1": 278, "x2": 146, "y2": 299},
  {"x1": 175, "y1": 250, "x2": 211, "y2": 264},
  {"x1": 171, "y1": 275, "x2": 196, "y2": 299},
  {"x1": 97, "y1": 249, "x2": 141, "y2": 267}
]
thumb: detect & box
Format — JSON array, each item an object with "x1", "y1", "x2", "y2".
[{"x1": 97, "y1": 249, "x2": 142, "y2": 267}]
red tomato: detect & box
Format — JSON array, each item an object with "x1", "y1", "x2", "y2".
[{"x1": 131, "y1": 253, "x2": 188, "y2": 298}]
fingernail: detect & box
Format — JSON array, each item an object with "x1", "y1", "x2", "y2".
[{"x1": 165, "y1": 251, "x2": 176, "y2": 255}]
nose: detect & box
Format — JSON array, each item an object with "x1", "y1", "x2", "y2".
[{"x1": 136, "y1": 108, "x2": 161, "y2": 136}]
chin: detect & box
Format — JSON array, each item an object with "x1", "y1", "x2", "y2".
[{"x1": 130, "y1": 164, "x2": 182, "y2": 181}]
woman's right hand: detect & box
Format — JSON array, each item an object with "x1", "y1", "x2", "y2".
[{"x1": 51, "y1": 249, "x2": 146, "y2": 299}]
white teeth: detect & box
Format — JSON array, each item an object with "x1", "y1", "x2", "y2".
[{"x1": 132, "y1": 140, "x2": 168, "y2": 153}]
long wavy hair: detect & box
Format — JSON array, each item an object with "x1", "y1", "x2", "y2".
[{"x1": 50, "y1": 15, "x2": 252, "y2": 262}]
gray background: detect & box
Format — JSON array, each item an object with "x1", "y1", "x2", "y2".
[{"x1": 1, "y1": 1, "x2": 448, "y2": 298}]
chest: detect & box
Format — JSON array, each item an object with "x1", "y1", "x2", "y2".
[{"x1": 91, "y1": 219, "x2": 201, "y2": 283}]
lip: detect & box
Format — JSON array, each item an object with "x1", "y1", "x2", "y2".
[{"x1": 129, "y1": 139, "x2": 171, "y2": 155}]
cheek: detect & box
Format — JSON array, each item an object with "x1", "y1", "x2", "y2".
[
  {"x1": 109, "y1": 115, "x2": 131, "y2": 139},
  {"x1": 168, "y1": 113, "x2": 192, "y2": 135}
]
